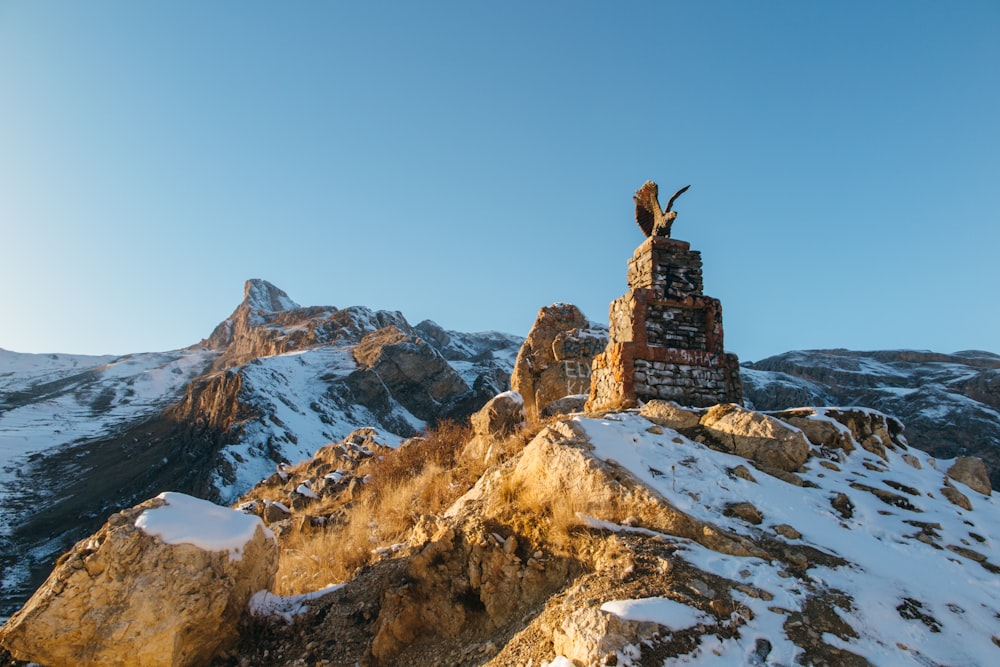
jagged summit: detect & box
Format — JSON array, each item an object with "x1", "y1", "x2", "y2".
[
  {"x1": 243, "y1": 279, "x2": 299, "y2": 316},
  {"x1": 205, "y1": 279, "x2": 307, "y2": 351}
]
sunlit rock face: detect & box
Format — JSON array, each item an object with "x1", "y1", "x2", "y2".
[
  {"x1": 510, "y1": 303, "x2": 608, "y2": 420},
  {"x1": 588, "y1": 236, "x2": 742, "y2": 412},
  {"x1": 0, "y1": 493, "x2": 277, "y2": 667}
]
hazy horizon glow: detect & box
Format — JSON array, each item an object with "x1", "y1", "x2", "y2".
[{"x1": 1, "y1": 2, "x2": 998, "y2": 362}]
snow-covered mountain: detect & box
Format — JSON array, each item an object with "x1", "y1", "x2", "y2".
[
  {"x1": 0, "y1": 280, "x2": 521, "y2": 620},
  {"x1": 742, "y1": 349, "x2": 1000, "y2": 488}
]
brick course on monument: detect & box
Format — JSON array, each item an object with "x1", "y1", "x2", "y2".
[{"x1": 587, "y1": 236, "x2": 742, "y2": 410}]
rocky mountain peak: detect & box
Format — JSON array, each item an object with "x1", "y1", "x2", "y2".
[
  {"x1": 242, "y1": 279, "x2": 299, "y2": 318},
  {"x1": 205, "y1": 279, "x2": 300, "y2": 351}
]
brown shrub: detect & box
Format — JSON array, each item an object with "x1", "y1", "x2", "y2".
[{"x1": 273, "y1": 420, "x2": 476, "y2": 595}]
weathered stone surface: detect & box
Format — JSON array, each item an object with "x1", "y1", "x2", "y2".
[
  {"x1": 552, "y1": 606, "x2": 660, "y2": 665},
  {"x1": 462, "y1": 392, "x2": 525, "y2": 468},
  {"x1": 470, "y1": 391, "x2": 524, "y2": 441},
  {"x1": 263, "y1": 499, "x2": 292, "y2": 524},
  {"x1": 774, "y1": 524, "x2": 802, "y2": 540},
  {"x1": 541, "y1": 394, "x2": 588, "y2": 417},
  {"x1": 724, "y1": 501, "x2": 764, "y2": 525},
  {"x1": 587, "y1": 233, "x2": 742, "y2": 412},
  {"x1": 772, "y1": 407, "x2": 904, "y2": 462},
  {"x1": 639, "y1": 400, "x2": 701, "y2": 430},
  {"x1": 351, "y1": 325, "x2": 470, "y2": 421},
  {"x1": 947, "y1": 457, "x2": 991, "y2": 496},
  {"x1": 941, "y1": 480, "x2": 973, "y2": 511},
  {"x1": 771, "y1": 408, "x2": 856, "y2": 453},
  {"x1": 700, "y1": 404, "x2": 809, "y2": 472},
  {"x1": 0, "y1": 493, "x2": 277, "y2": 667},
  {"x1": 511, "y1": 304, "x2": 608, "y2": 420}
]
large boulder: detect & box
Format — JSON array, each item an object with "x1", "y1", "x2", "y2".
[
  {"x1": 461, "y1": 391, "x2": 525, "y2": 469},
  {"x1": 700, "y1": 404, "x2": 810, "y2": 472},
  {"x1": 947, "y1": 456, "x2": 992, "y2": 496},
  {"x1": 0, "y1": 492, "x2": 278, "y2": 667},
  {"x1": 639, "y1": 400, "x2": 701, "y2": 430},
  {"x1": 510, "y1": 303, "x2": 608, "y2": 420}
]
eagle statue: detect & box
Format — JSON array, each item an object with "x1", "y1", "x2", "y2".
[{"x1": 634, "y1": 181, "x2": 690, "y2": 238}]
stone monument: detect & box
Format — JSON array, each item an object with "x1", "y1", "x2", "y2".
[{"x1": 586, "y1": 182, "x2": 742, "y2": 410}]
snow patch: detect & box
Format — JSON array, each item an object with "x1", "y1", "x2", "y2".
[
  {"x1": 600, "y1": 597, "x2": 708, "y2": 627},
  {"x1": 249, "y1": 584, "x2": 343, "y2": 624},
  {"x1": 134, "y1": 492, "x2": 274, "y2": 561}
]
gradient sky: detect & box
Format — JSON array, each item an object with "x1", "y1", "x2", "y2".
[{"x1": 1, "y1": 1, "x2": 998, "y2": 362}]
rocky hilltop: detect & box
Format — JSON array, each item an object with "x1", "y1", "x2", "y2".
[
  {"x1": 3, "y1": 397, "x2": 997, "y2": 666},
  {"x1": 0, "y1": 280, "x2": 521, "y2": 621},
  {"x1": 4, "y1": 180, "x2": 998, "y2": 665},
  {"x1": 743, "y1": 349, "x2": 1000, "y2": 487}
]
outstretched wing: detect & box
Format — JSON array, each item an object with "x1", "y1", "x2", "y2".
[
  {"x1": 633, "y1": 180, "x2": 660, "y2": 238},
  {"x1": 664, "y1": 184, "x2": 690, "y2": 213}
]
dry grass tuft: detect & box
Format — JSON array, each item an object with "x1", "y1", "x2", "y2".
[
  {"x1": 273, "y1": 420, "x2": 475, "y2": 595},
  {"x1": 272, "y1": 413, "x2": 592, "y2": 595}
]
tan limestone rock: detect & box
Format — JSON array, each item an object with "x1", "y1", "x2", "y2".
[
  {"x1": 947, "y1": 456, "x2": 992, "y2": 496},
  {"x1": 941, "y1": 480, "x2": 974, "y2": 511},
  {"x1": 700, "y1": 404, "x2": 810, "y2": 472},
  {"x1": 770, "y1": 408, "x2": 856, "y2": 453},
  {"x1": 639, "y1": 400, "x2": 701, "y2": 430},
  {"x1": 461, "y1": 391, "x2": 525, "y2": 468},
  {"x1": 511, "y1": 304, "x2": 607, "y2": 420},
  {"x1": 724, "y1": 502, "x2": 764, "y2": 525},
  {"x1": 552, "y1": 606, "x2": 660, "y2": 665},
  {"x1": 0, "y1": 493, "x2": 277, "y2": 667},
  {"x1": 470, "y1": 391, "x2": 524, "y2": 441},
  {"x1": 770, "y1": 407, "x2": 906, "y2": 462}
]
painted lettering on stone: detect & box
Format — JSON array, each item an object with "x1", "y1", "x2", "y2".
[
  {"x1": 559, "y1": 337, "x2": 606, "y2": 359},
  {"x1": 560, "y1": 360, "x2": 592, "y2": 395}
]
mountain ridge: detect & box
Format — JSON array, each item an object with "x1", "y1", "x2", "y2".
[
  {"x1": 742, "y1": 348, "x2": 1000, "y2": 487},
  {"x1": 0, "y1": 280, "x2": 521, "y2": 620}
]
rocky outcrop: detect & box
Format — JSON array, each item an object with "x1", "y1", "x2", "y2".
[
  {"x1": 638, "y1": 399, "x2": 701, "y2": 430},
  {"x1": 948, "y1": 456, "x2": 992, "y2": 496},
  {"x1": 743, "y1": 349, "x2": 1000, "y2": 487},
  {"x1": 0, "y1": 493, "x2": 277, "y2": 667},
  {"x1": 350, "y1": 326, "x2": 472, "y2": 422},
  {"x1": 221, "y1": 400, "x2": 1000, "y2": 667},
  {"x1": 699, "y1": 403, "x2": 810, "y2": 472},
  {"x1": 510, "y1": 304, "x2": 608, "y2": 420},
  {"x1": 461, "y1": 391, "x2": 525, "y2": 469}
]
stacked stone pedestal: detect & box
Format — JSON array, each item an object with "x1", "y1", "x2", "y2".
[{"x1": 587, "y1": 237, "x2": 742, "y2": 410}]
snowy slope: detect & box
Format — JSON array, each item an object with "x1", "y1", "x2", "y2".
[
  {"x1": 208, "y1": 347, "x2": 411, "y2": 502},
  {"x1": 742, "y1": 349, "x2": 1000, "y2": 487},
  {"x1": 577, "y1": 411, "x2": 999, "y2": 666},
  {"x1": 0, "y1": 347, "x2": 219, "y2": 619},
  {"x1": 0, "y1": 348, "x2": 218, "y2": 532}
]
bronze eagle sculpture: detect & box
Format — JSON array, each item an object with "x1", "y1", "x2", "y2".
[{"x1": 634, "y1": 181, "x2": 690, "y2": 238}]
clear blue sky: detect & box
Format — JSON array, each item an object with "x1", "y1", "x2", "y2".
[{"x1": 1, "y1": 1, "x2": 998, "y2": 362}]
